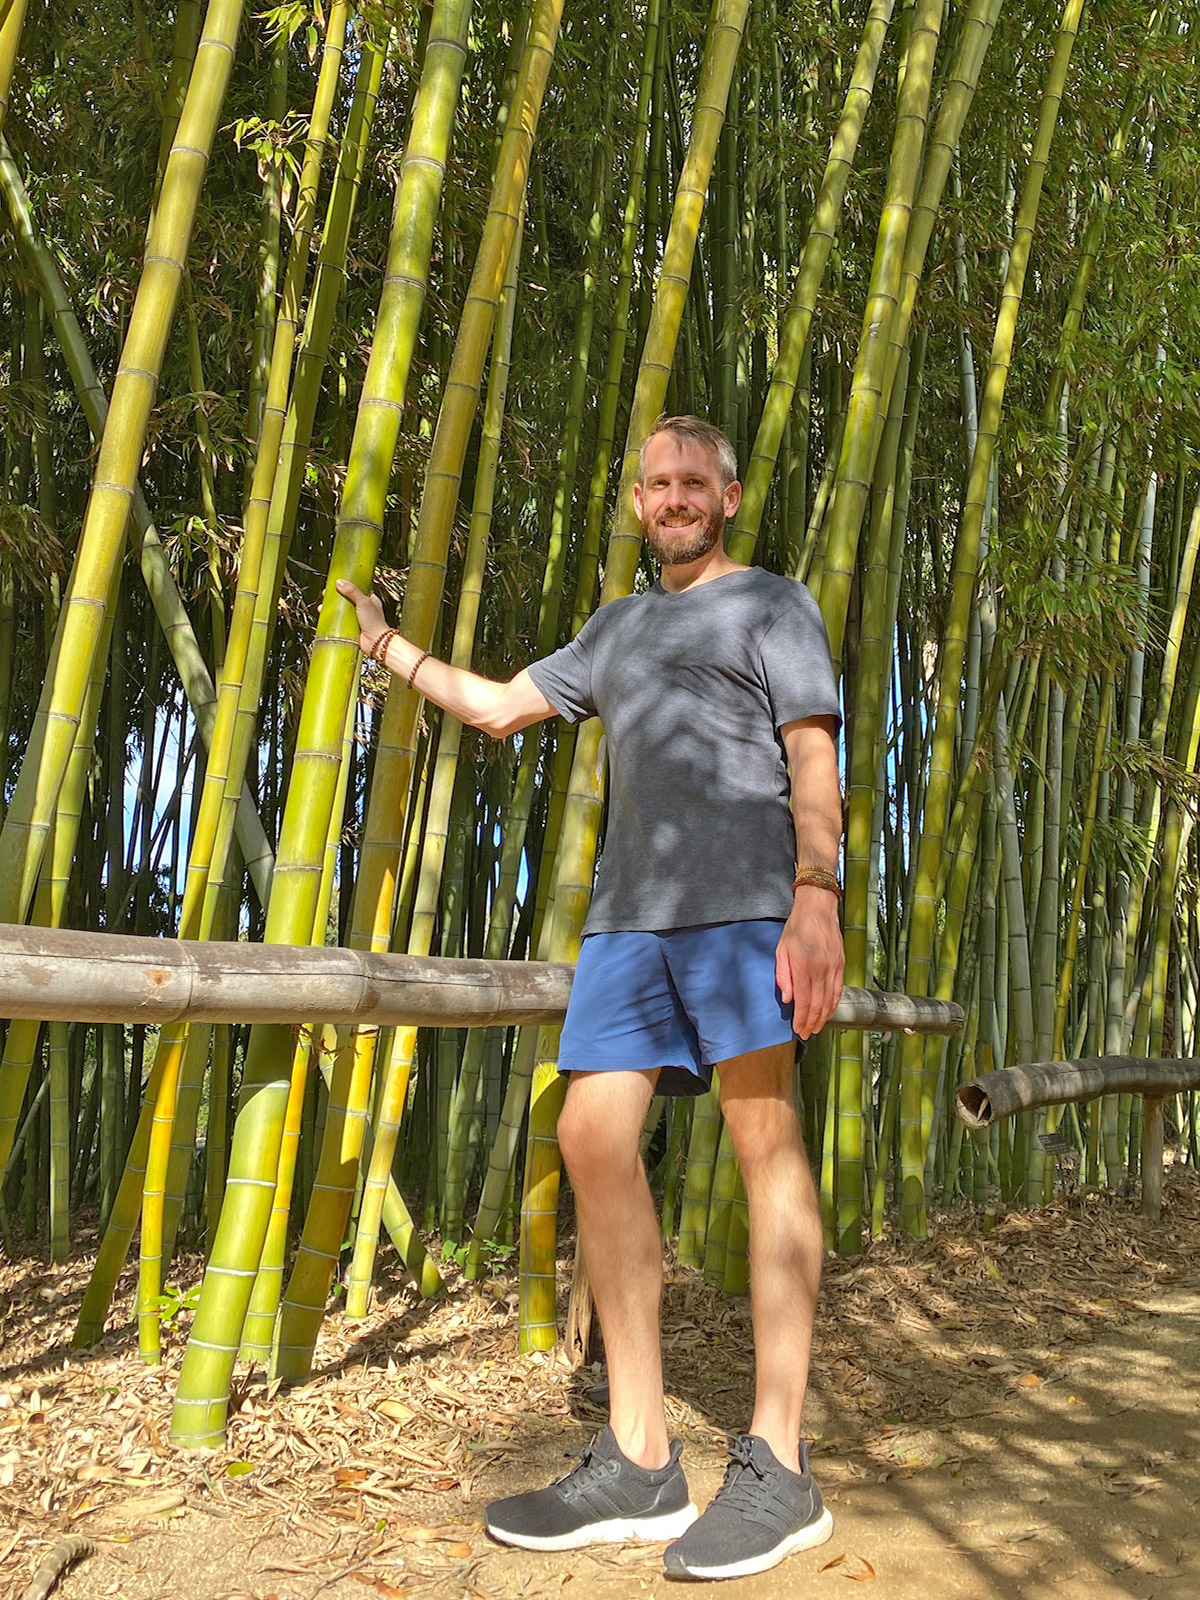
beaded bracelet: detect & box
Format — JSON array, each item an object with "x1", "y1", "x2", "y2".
[
  {"x1": 368, "y1": 627, "x2": 397, "y2": 664},
  {"x1": 407, "y1": 649, "x2": 432, "y2": 691},
  {"x1": 792, "y1": 865, "x2": 842, "y2": 898}
]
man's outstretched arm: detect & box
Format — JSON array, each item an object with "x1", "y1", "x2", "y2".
[
  {"x1": 776, "y1": 714, "x2": 845, "y2": 1039},
  {"x1": 337, "y1": 579, "x2": 557, "y2": 738}
]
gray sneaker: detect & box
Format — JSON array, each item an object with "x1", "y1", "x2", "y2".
[
  {"x1": 663, "y1": 1435, "x2": 833, "y2": 1580},
  {"x1": 485, "y1": 1426, "x2": 698, "y2": 1552}
]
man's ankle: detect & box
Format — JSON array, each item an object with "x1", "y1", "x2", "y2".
[
  {"x1": 748, "y1": 1426, "x2": 802, "y2": 1474},
  {"x1": 610, "y1": 1421, "x2": 672, "y2": 1471}
]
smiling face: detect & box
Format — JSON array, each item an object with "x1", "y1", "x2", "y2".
[{"x1": 633, "y1": 431, "x2": 742, "y2": 567}]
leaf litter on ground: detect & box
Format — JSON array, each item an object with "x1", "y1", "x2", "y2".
[{"x1": 0, "y1": 1172, "x2": 1197, "y2": 1597}]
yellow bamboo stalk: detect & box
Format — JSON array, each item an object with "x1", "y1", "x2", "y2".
[
  {"x1": 816, "y1": 0, "x2": 943, "y2": 659},
  {"x1": 0, "y1": 0, "x2": 27, "y2": 137},
  {"x1": 0, "y1": 130, "x2": 274, "y2": 898},
  {"x1": 135, "y1": 24, "x2": 391, "y2": 1357},
  {"x1": 897, "y1": 0, "x2": 1086, "y2": 1237},
  {"x1": 0, "y1": 0, "x2": 245, "y2": 925},
  {"x1": 342, "y1": 213, "x2": 525, "y2": 1318},
  {"x1": 171, "y1": 0, "x2": 479, "y2": 1446},
  {"x1": 727, "y1": 0, "x2": 894, "y2": 563}
]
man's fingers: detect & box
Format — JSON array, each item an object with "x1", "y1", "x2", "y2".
[
  {"x1": 791, "y1": 961, "x2": 842, "y2": 1038},
  {"x1": 790, "y1": 972, "x2": 813, "y2": 1038},
  {"x1": 335, "y1": 578, "x2": 362, "y2": 603},
  {"x1": 775, "y1": 948, "x2": 793, "y2": 1006}
]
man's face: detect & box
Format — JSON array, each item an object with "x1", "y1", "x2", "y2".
[{"x1": 633, "y1": 433, "x2": 740, "y2": 565}]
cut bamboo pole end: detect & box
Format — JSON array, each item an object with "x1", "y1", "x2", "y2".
[{"x1": 956, "y1": 1058, "x2": 1200, "y2": 1127}]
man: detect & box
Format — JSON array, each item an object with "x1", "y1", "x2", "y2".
[{"x1": 337, "y1": 414, "x2": 843, "y2": 1581}]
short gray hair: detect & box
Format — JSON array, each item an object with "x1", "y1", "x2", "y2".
[{"x1": 638, "y1": 414, "x2": 739, "y2": 488}]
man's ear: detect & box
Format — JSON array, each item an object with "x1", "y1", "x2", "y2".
[
  {"x1": 632, "y1": 479, "x2": 645, "y2": 520},
  {"x1": 723, "y1": 479, "x2": 743, "y2": 518}
]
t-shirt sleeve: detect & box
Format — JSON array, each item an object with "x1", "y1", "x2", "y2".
[
  {"x1": 525, "y1": 613, "x2": 601, "y2": 724},
  {"x1": 757, "y1": 585, "x2": 842, "y2": 731}
]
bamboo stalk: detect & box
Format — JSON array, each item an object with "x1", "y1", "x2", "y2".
[
  {"x1": 729, "y1": 0, "x2": 895, "y2": 562},
  {"x1": 896, "y1": 0, "x2": 1086, "y2": 1237},
  {"x1": 0, "y1": 0, "x2": 247, "y2": 925}
]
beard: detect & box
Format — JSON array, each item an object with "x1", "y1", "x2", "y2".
[{"x1": 642, "y1": 505, "x2": 725, "y2": 565}]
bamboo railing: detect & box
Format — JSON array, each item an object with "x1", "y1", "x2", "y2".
[
  {"x1": 956, "y1": 1058, "x2": 1200, "y2": 1217},
  {"x1": 0, "y1": 923, "x2": 962, "y2": 1036}
]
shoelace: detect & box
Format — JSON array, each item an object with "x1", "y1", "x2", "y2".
[
  {"x1": 556, "y1": 1439, "x2": 617, "y2": 1497},
  {"x1": 710, "y1": 1437, "x2": 773, "y2": 1513}
]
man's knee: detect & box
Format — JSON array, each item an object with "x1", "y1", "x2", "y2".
[
  {"x1": 722, "y1": 1092, "x2": 805, "y2": 1178},
  {"x1": 557, "y1": 1076, "x2": 646, "y2": 1184}
]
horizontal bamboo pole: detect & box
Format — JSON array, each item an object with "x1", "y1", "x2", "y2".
[
  {"x1": 956, "y1": 1058, "x2": 1200, "y2": 1220},
  {"x1": 956, "y1": 1058, "x2": 1200, "y2": 1127},
  {"x1": 0, "y1": 925, "x2": 963, "y2": 1034}
]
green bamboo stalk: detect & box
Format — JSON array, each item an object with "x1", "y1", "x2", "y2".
[
  {"x1": 519, "y1": 0, "x2": 751, "y2": 1352},
  {"x1": 138, "y1": 19, "x2": 390, "y2": 1355},
  {"x1": 1052, "y1": 674, "x2": 1115, "y2": 1056},
  {"x1": 896, "y1": 0, "x2": 1085, "y2": 1236},
  {"x1": 465, "y1": 1025, "x2": 539, "y2": 1279},
  {"x1": 442, "y1": 29, "x2": 625, "y2": 1237},
  {"x1": 47, "y1": 1022, "x2": 69, "y2": 1263},
  {"x1": 876, "y1": 0, "x2": 1004, "y2": 461},
  {"x1": 0, "y1": 562, "x2": 118, "y2": 1193},
  {"x1": 344, "y1": 214, "x2": 523, "y2": 1314},
  {"x1": 150, "y1": 0, "x2": 204, "y2": 226},
  {"x1": 171, "y1": 0, "x2": 480, "y2": 1439},
  {"x1": 730, "y1": 0, "x2": 896, "y2": 562},
  {"x1": 703, "y1": 1118, "x2": 740, "y2": 1287},
  {"x1": 572, "y1": 0, "x2": 661, "y2": 632},
  {"x1": 816, "y1": 0, "x2": 943, "y2": 659},
  {"x1": 274, "y1": 0, "x2": 556, "y2": 1370},
  {"x1": 831, "y1": 331, "x2": 920, "y2": 1254},
  {"x1": 0, "y1": 0, "x2": 246, "y2": 926},
  {"x1": 243, "y1": 19, "x2": 289, "y2": 479},
  {"x1": 0, "y1": 0, "x2": 27, "y2": 138},
  {"x1": 0, "y1": 133, "x2": 274, "y2": 903}
]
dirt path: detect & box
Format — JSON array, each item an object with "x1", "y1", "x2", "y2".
[{"x1": 3, "y1": 1177, "x2": 1199, "y2": 1599}]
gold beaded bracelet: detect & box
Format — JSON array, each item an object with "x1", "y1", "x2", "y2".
[{"x1": 792, "y1": 865, "x2": 842, "y2": 898}]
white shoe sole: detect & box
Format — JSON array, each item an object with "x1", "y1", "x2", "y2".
[
  {"x1": 664, "y1": 1505, "x2": 835, "y2": 1579},
  {"x1": 486, "y1": 1501, "x2": 699, "y2": 1553}
]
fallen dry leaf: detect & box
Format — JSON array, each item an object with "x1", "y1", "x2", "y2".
[
  {"x1": 110, "y1": 1488, "x2": 186, "y2": 1520},
  {"x1": 818, "y1": 1552, "x2": 875, "y2": 1579},
  {"x1": 1102, "y1": 1472, "x2": 1161, "y2": 1496},
  {"x1": 376, "y1": 1400, "x2": 416, "y2": 1424}
]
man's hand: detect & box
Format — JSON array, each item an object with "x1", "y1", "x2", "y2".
[
  {"x1": 336, "y1": 578, "x2": 390, "y2": 655},
  {"x1": 775, "y1": 889, "x2": 845, "y2": 1040}
]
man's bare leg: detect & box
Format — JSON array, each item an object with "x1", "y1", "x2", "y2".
[
  {"x1": 718, "y1": 1042, "x2": 821, "y2": 1473},
  {"x1": 556, "y1": 1068, "x2": 668, "y2": 1469}
]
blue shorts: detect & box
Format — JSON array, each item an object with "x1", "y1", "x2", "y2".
[{"x1": 558, "y1": 921, "x2": 796, "y2": 1097}]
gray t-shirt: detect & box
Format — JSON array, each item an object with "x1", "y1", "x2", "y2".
[{"x1": 527, "y1": 567, "x2": 840, "y2": 934}]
